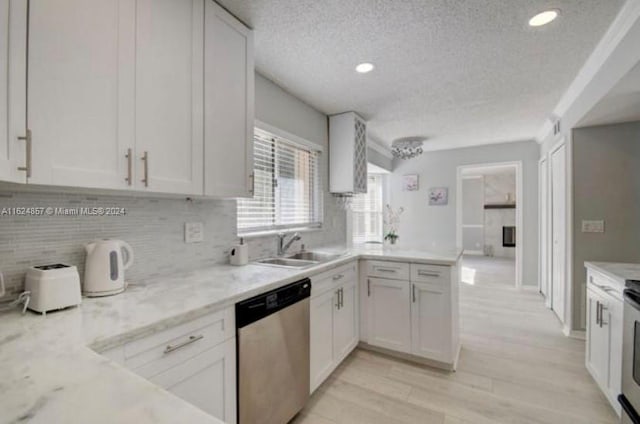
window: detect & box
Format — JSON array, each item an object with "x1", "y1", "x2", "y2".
[
  {"x1": 352, "y1": 174, "x2": 384, "y2": 244},
  {"x1": 237, "y1": 128, "x2": 322, "y2": 234}
]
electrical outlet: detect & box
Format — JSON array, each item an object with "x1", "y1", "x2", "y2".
[
  {"x1": 185, "y1": 222, "x2": 204, "y2": 243},
  {"x1": 581, "y1": 220, "x2": 604, "y2": 233}
]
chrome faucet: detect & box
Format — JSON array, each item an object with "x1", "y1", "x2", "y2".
[{"x1": 277, "y1": 232, "x2": 301, "y2": 256}]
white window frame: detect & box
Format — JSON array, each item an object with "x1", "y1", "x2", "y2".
[
  {"x1": 237, "y1": 123, "x2": 324, "y2": 237},
  {"x1": 352, "y1": 173, "x2": 387, "y2": 244}
]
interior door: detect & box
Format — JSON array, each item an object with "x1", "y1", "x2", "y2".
[
  {"x1": 333, "y1": 279, "x2": 358, "y2": 363},
  {"x1": 135, "y1": 0, "x2": 204, "y2": 194},
  {"x1": 204, "y1": 0, "x2": 254, "y2": 198},
  {"x1": 550, "y1": 143, "x2": 567, "y2": 323},
  {"x1": 539, "y1": 157, "x2": 549, "y2": 302},
  {"x1": 367, "y1": 277, "x2": 411, "y2": 353},
  {"x1": 28, "y1": 0, "x2": 136, "y2": 188},
  {"x1": 0, "y1": 0, "x2": 27, "y2": 183}
]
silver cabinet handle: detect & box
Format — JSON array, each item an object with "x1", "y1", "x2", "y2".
[
  {"x1": 141, "y1": 151, "x2": 149, "y2": 187},
  {"x1": 412, "y1": 284, "x2": 416, "y2": 303},
  {"x1": 367, "y1": 279, "x2": 371, "y2": 297},
  {"x1": 596, "y1": 301, "x2": 601, "y2": 326},
  {"x1": 335, "y1": 289, "x2": 341, "y2": 309},
  {"x1": 600, "y1": 303, "x2": 608, "y2": 327},
  {"x1": 17, "y1": 129, "x2": 32, "y2": 178},
  {"x1": 333, "y1": 274, "x2": 344, "y2": 281},
  {"x1": 377, "y1": 268, "x2": 398, "y2": 273},
  {"x1": 340, "y1": 288, "x2": 344, "y2": 308},
  {"x1": 418, "y1": 271, "x2": 440, "y2": 277},
  {"x1": 125, "y1": 148, "x2": 133, "y2": 186},
  {"x1": 164, "y1": 334, "x2": 204, "y2": 354}
]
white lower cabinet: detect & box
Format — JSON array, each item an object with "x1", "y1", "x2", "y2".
[
  {"x1": 362, "y1": 261, "x2": 459, "y2": 369},
  {"x1": 411, "y1": 282, "x2": 451, "y2": 362},
  {"x1": 99, "y1": 307, "x2": 236, "y2": 423},
  {"x1": 149, "y1": 338, "x2": 235, "y2": 421},
  {"x1": 309, "y1": 262, "x2": 359, "y2": 393},
  {"x1": 585, "y1": 268, "x2": 623, "y2": 416},
  {"x1": 367, "y1": 277, "x2": 411, "y2": 353}
]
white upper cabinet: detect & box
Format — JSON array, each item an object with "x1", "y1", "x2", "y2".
[
  {"x1": 28, "y1": 0, "x2": 136, "y2": 189},
  {"x1": 135, "y1": 0, "x2": 204, "y2": 195},
  {"x1": 0, "y1": 0, "x2": 26, "y2": 184},
  {"x1": 204, "y1": 0, "x2": 254, "y2": 198},
  {"x1": 329, "y1": 112, "x2": 367, "y2": 194}
]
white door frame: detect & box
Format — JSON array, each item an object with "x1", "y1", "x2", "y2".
[
  {"x1": 548, "y1": 136, "x2": 574, "y2": 336},
  {"x1": 538, "y1": 156, "x2": 551, "y2": 308},
  {"x1": 456, "y1": 161, "x2": 524, "y2": 288}
]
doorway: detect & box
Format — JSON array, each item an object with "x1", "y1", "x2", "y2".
[
  {"x1": 549, "y1": 142, "x2": 567, "y2": 324},
  {"x1": 456, "y1": 162, "x2": 523, "y2": 288}
]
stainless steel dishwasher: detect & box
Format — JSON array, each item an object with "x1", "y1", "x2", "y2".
[{"x1": 236, "y1": 278, "x2": 311, "y2": 424}]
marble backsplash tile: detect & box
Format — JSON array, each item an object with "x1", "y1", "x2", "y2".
[{"x1": 0, "y1": 183, "x2": 346, "y2": 301}]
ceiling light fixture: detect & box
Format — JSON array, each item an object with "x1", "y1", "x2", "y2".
[
  {"x1": 355, "y1": 63, "x2": 375, "y2": 73},
  {"x1": 528, "y1": 10, "x2": 559, "y2": 27},
  {"x1": 391, "y1": 138, "x2": 426, "y2": 160}
]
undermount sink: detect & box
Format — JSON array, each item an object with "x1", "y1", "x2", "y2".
[
  {"x1": 255, "y1": 257, "x2": 318, "y2": 268},
  {"x1": 286, "y1": 251, "x2": 343, "y2": 262},
  {"x1": 255, "y1": 251, "x2": 346, "y2": 269}
]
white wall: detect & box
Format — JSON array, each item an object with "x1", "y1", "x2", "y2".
[
  {"x1": 390, "y1": 140, "x2": 539, "y2": 286},
  {"x1": 461, "y1": 178, "x2": 484, "y2": 253}
]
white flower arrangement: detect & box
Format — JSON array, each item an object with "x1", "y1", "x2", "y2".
[{"x1": 384, "y1": 204, "x2": 404, "y2": 244}]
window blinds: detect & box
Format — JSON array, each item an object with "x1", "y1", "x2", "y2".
[
  {"x1": 352, "y1": 174, "x2": 384, "y2": 244},
  {"x1": 237, "y1": 129, "x2": 322, "y2": 234}
]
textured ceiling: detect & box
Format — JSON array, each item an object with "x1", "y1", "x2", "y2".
[
  {"x1": 578, "y1": 60, "x2": 640, "y2": 128},
  {"x1": 218, "y1": 0, "x2": 624, "y2": 151}
]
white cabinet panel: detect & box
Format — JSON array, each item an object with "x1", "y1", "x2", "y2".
[
  {"x1": 135, "y1": 0, "x2": 203, "y2": 194},
  {"x1": 367, "y1": 277, "x2": 411, "y2": 353},
  {"x1": 411, "y1": 282, "x2": 450, "y2": 361},
  {"x1": 310, "y1": 289, "x2": 335, "y2": 393},
  {"x1": 204, "y1": 0, "x2": 254, "y2": 198},
  {"x1": 0, "y1": 0, "x2": 26, "y2": 183},
  {"x1": 607, "y1": 295, "x2": 623, "y2": 408},
  {"x1": 149, "y1": 338, "x2": 236, "y2": 424},
  {"x1": 334, "y1": 279, "x2": 358, "y2": 364},
  {"x1": 28, "y1": 0, "x2": 135, "y2": 188},
  {"x1": 586, "y1": 288, "x2": 610, "y2": 394}
]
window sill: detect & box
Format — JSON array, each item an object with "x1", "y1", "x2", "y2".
[{"x1": 238, "y1": 225, "x2": 323, "y2": 239}]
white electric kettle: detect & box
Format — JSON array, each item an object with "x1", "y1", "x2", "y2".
[{"x1": 83, "y1": 239, "x2": 134, "y2": 297}]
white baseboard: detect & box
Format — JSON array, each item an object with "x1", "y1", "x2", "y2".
[{"x1": 563, "y1": 326, "x2": 586, "y2": 340}]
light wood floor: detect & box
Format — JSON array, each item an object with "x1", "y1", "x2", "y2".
[{"x1": 293, "y1": 256, "x2": 618, "y2": 424}]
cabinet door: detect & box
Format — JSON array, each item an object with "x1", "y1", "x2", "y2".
[
  {"x1": 310, "y1": 289, "x2": 336, "y2": 394},
  {"x1": 606, "y1": 296, "x2": 623, "y2": 411},
  {"x1": 334, "y1": 279, "x2": 359, "y2": 364},
  {"x1": 411, "y1": 282, "x2": 450, "y2": 361},
  {"x1": 135, "y1": 0, "x2": 204, "y2": 195},
  {"x1": 586, "y1": 289, "x2": 609, "y2": 387},
  {"x1": 367, "y1": 277, "x2": 411, "y2": 353},
  {"x1": 149, "y1": 338, "x2": 237, "y2": 424},
  {"x1": 28, "y1": 0, "x2": 135, "y2": 188},
  {"x1": 204, "y1": 0, "x2": 254, "y2": 198},
  {"x1": 0, "y1": 0, "x2": 26, "y2": 183}
]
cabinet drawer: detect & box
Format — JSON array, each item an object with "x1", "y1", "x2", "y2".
[
  {"x1": 588, "y1": 270, "x2": 622, "y2": 300},
  {"x1": 124, "y1": 307, "x2": 234, "y2": 378},
  {"x1": 311, "y1": 262, "x2": 357, "y2": 297},
  {"x1": 367, "y1": 260, "x2": 410, "y2": 281},
  {"x1": 411, "y1": 263, "x2": 450, "y2": 284}
]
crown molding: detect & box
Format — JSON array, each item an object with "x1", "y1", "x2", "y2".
[
  {"x1": 535, "y1": 0, "x2": 640, "y2": 143},
  {"x1": 367, "y1": 137, "x2": 393, "y2": 159}
]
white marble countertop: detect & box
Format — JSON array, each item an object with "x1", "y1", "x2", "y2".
[
  {"x1": 0, "y1": 246, "x2": 462, "y2": 424},
  {"x1": 585, "y1": 261, "x2": 640, "y2": 287}
]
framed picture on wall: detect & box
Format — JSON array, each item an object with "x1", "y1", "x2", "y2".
[
  {"x1": 403, "y1": 174, "x2": 419, "y2": 191},
  {"x1": 428, "y1": 187, "x2": 448, "y2": 205}
]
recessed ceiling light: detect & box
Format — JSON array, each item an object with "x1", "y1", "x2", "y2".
[
  {"x1": 529, "y1": 10, "x2": 559, "y2": 27},
  {"x1": 355, "y1": 63, "x2": 375, "y2": 73}
]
